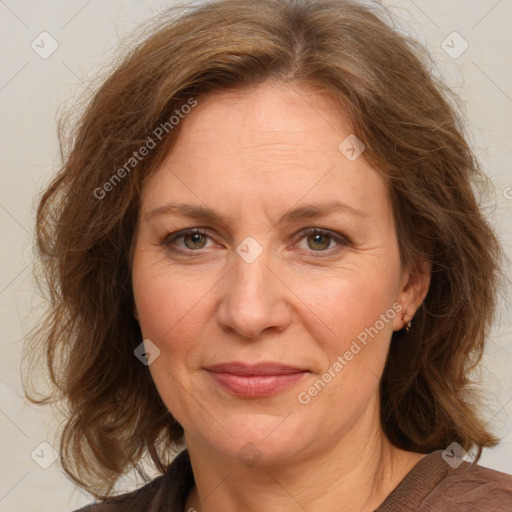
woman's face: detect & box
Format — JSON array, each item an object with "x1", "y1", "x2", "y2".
[{"x1": 131, "y1": 82, "x2": 424, "y2": 466}]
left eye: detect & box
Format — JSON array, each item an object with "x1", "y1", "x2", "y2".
[{"x1": 295, "y1": 229, "x2": 347, "y2": 252}]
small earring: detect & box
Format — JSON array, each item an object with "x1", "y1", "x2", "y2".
[{"x1": 402, "y1": 312, "x2": 412, "y2": 332}]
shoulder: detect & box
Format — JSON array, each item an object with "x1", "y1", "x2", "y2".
[
  {"x1": 73, "y1": 475, "x2": 167, "y2": 512},
  {"x1": 71, "y1": 450, "x2": 194, "y2": 512},
  {"x1": 420, "y1": 450, "x2": 512, "y2": 511}
]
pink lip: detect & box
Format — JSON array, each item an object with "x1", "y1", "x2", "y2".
[{"x1": 204, "y1": 362, "x2": 309, "y2": 397}]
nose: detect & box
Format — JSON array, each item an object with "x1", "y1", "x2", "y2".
[{"x1": 216, "y1": 250, "x2": 291, "y2": 339}]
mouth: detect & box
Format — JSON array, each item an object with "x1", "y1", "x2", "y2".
[{"x1": 203, "y1": 362, "x2": 309, "y2": 397}]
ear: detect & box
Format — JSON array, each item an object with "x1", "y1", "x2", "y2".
[{"x1": 392, "y1": 257, "x2": 432, "y2": 331}]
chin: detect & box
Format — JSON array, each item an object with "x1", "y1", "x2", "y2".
[{"x1": 188, "y1": 409, "x2": 315, "y2": 468}]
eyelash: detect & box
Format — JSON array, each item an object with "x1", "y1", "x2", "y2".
[{"x1": 160, "y1": 227, "x2": 350, "y2": 257}]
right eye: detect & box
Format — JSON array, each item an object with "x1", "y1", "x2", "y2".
[{"x1": 160, "y1": 228, "x2": 223, "y2": 255}]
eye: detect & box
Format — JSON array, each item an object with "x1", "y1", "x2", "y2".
[
  {"x1": 161, "y1": 228, "x2": 216, "y2": 253},
  {"x1": 294, "y1": 228, "x2": 349, "y2": 254}
]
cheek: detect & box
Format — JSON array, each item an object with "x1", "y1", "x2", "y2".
[
  {"x1": 289, "y1": 262, "x2": 400, "y2": 348},
  {"x1": 132, "y1": 257, "x2": 216, "y2": 346},
  {"x1": 131, "y1": 261, "x2": 214, "y2": 421},
  {"x1": 293, "y1": 274, "x2": 398, "y2": 424},
  {"x1": 288, "y1": 261, "x2": 401, "y2": 416}
]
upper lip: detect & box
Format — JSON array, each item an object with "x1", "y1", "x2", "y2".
[{"x1": 204, "y1": 362, "x2": 307, "y2": 376}]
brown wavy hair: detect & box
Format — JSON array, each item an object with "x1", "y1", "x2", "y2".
[{"x1": 24, "y1": 0, "x2": 505, "y2": 499}]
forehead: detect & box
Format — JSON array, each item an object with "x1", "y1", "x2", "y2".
[{"x1": 140, "y1": 82, "x2": 390, "y2": 225}]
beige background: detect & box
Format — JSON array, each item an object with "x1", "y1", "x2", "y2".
[{"x1": 0, "y1": 0, "x2": 511, "y2": 510}]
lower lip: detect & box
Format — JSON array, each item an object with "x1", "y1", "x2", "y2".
[{"x1": 206, "y1": 371, "x2": 308, "y2": 397}]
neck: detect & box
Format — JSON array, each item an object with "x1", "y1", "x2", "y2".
[{"x1": 184, "y1": 396, "x2": 425, "y2": 512}]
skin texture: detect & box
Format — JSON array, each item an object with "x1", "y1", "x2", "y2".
[{"x1": 131, "y1": 81, "x2": 431, "y2": 512}]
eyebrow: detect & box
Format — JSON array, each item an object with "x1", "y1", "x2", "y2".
[{"x1": 146, "y1": 200, "x2": 369, "y2": 224}]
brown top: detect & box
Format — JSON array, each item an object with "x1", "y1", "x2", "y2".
[{"x1": 76, "y1": 449, "x2": 512, "y2": 511}]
